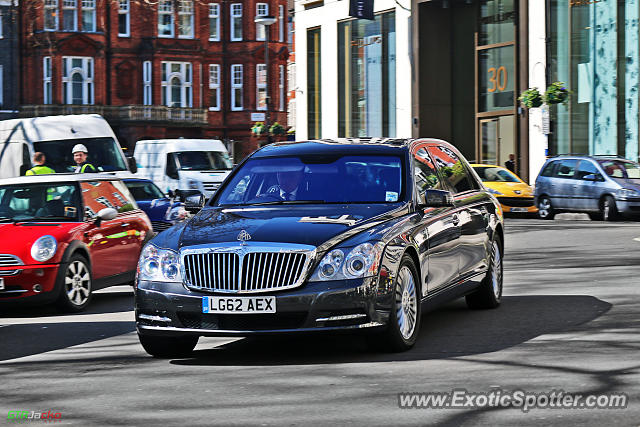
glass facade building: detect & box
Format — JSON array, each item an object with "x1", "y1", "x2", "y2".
[{"x1": 549, "y1": 0, "x2": 639, "y2": 160}]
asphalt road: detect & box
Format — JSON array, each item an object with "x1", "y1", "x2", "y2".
[{"x1": 1, "y1": 215, "x2": 639, "y2": 426}]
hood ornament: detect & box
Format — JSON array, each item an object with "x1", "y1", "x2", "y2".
[{"x1": 237, "y1": 230, "x2": 251, "y2": 245}]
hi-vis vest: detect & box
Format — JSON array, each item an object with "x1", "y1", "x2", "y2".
[
  {"x1": 26, "y1": 165, "x2": 56, "y2": 175},
  {"x1": 74, "y1": 163, "x2": 97, "y2": 173}
]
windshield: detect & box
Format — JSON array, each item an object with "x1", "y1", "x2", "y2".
[
  {"x1": 597, "y1": 160, "x2": 640, "y2": 179},
  {"x1": 216, "y1": 155, "x2": 404, "y2": 206},
  {"x1": 473, "y1": 166, "x2": 520, "y2": 183},
  {"x1": 176, "y1": 151, "x2": 233, "y2": 171},
  {"x1": 34, "y1": 137, "x2": 127, "y2": 173},
  {"x1": 0, "y1": 183, "x2": 81, "y2": 222},
  {"x1": 124, "y1": 181, "x2": 166, "y2": 201}
]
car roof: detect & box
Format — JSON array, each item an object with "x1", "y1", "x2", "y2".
[
  {"x1": 0, "y1": 173, "x2": 121, "y2": 186},
  {"x1": 548, "y1": 155, "x2": 629, "y2": 161},
  {"x1": 470, "y1": 163, "x2": 508, "y2": 168}
]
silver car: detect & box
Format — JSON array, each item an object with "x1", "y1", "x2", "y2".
[{"x1": 534, "y1": 156, "x2": 640, "y2": 221}]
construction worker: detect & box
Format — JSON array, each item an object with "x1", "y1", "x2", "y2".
[
  {"x1": 72, "y1": 144, "x2": 97, "y2": 173},
  {"x1": 26, "y1": 152, "x2": 56, "y2": 175}
]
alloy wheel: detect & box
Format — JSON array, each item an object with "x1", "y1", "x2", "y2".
[
  {"x1": 538, "y1": 197, "x2": 551, "y2": 218},
  {"x1": 603, "y1": 200, "x2": 610, "y2": 221},
  {"x1": 491, "y1": 241, "x2": 503, "y2": 299},
  {"x1": 395, "y1": 266, "x2": 418, "y2": 340},
  {"x1": 64, "y1": 260, "x2": 91, "y2": 307}
]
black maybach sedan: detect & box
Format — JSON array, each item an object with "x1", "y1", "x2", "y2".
[{"x1": 135, "y1": 138, "x2": 505, "y2": 357}]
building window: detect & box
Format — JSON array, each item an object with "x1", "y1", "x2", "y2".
[
  {"x1": 0, "y1": 11, "x2": 3, "y2": 39},
  {"x1": 307, "y1": 28, "x2": 321, "y2": 139},
  {"x1": 161, "y1": 62, "x2": 192, "y2": 107},
  {"x1": 279, "y1": 64, "x2": 285, "y2": 111},
  {"x1": 143, "y1": 61, "x2": 152, "y2": 105},
  {"x1": 256, "y1": 64, "x2": 266, "y2": 110},
  {"x1": 158, "y1": 0, "x2": 174, "y2": 38},
  {"x1": 256, "y1": 3, "x2": 268, "y2": 41},
  {"x1": 0, "y1": 65, "x2": 3, "y2": 107},
  {"x1": 43, "y1": 57, "x2": 52, "y2": 104},
  {"x1": 62, "y1": 0, "x2": 78, "y2": 31},
  {"x1": 44, "y1": 0, "x2": 58, "y2": 31},
  {"x1": 230, "y1": 3, "x2": 242, "y2": 41},
  {"x1": 208, "y1": 3, "x2": 220, "y2": 41},
  {"x1": 338, "y1": 12, "x2": 396, "y2": 138},
  {"x1": 62, "y1": 57, "x2": 94, "y2": 105},
  {"x1": 81, "y1": 0, "x2": 96, "y2": 32},
  {"x1": 278, "y1": 5, "x2": 284, "y2": 43},
  {"x1": 231, "y1": 64, "x2": 243, "y2": 111},
  {"x1": 209, "y1": 64, "x2": 220, "y2": 110},
  {"x1": 178, "y1": 0, "x2": 194, "y2": 39},
  {"x1": 118, "y1": 0, "x2": 130, "y2": 36}
]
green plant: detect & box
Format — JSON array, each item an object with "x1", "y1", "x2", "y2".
[
  {"x1": 251, "y1": 122, "x2": 266, "y2": 135},
  {"x1": 518, "y1": 87, "x2": 543, "y2": 109},
  {"x1": 269, "y1": 122, "x2": 286, "y2": 135},
  {"x1": 544, "y1": 82, "x2": 570, "y2": 105}
]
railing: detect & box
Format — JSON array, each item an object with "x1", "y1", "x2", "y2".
[{"x1": 19, "y1": 105, "x2": 208, "y2": 125}]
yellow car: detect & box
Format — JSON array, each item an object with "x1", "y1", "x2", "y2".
[{"x1": 471, "y1": 164, "x2": 538, "y2": 214}]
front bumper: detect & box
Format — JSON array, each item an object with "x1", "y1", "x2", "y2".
[
  {"x1": 497, "y1": 197, "x2": 537, "y2": 213},
  {"x1": 615, "y1": 198, "x2": 640, "y2": 214},
  {"x1": 0, "y1": 264, "x2": 61, "y2": 305},
  {"x1": 135, "y1": 277, "x2": 392, "y2": 336}
]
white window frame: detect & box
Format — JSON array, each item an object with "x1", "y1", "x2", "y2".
[
  {"x1": 231, "y1": 64, "x2": 243, "y2": 111},
  {"x1": 62, "y1": 0, "x2": 78, "y2": 32},
  {"x1": 230, "y1": 3, "x2": 242, "y2": 42},
  {"x1": 62, "y1": 56, "x2": 94, "y2": 105},
  {"x1": 208, "y1": 64, "x2": 220, "y2": 111},
  {"x1": 0, "y1": 65, "x2": 3, "y2": 107},
  {"x1": 118, "y1": 0, "x2": 130, "y2": 37},
  {"x1": 81, "y1": 0, "x2": 96, "y2": 32},
  {"x1": 256, "y1": 63, "x2": 266, "y2": 111},
  {"x1": 44, "y1": 0, "x2": 58, "y2": 31},
  {"x1": 279, "y1": 64, "x2": 285, "y2": 111},
  {"x1": 161, "y1": 61, "x2": 193, "y2": 107},
  {"x1": 256, "y1": 3, "x2": 268, "y2": 41},
  {"x1": 0, "y1": 11, "x2": 3, "y2": 39},
  {"x1": 43, "y1": 57, "x2": 52, "y2": 104},
  {"x1": 143, "y1": 61, "x2": 152, "y2": 105},
  {"x1": 278, "y1": 5, "x2": 284, "y2": 43},
  {"x1": 177, "y1": 0, "x2": 194, "y2": 39},
  {"x1": 208, "y1": 3, "x2": 220, "y2": 41},
  {"x1": 158, "y1": 0, "x2": 174, "y2": 38}
]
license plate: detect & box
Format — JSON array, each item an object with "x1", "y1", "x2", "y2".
[
  {"x1": 202, "y1": 296, "x2": 276, "y2": 314},
  {"x1": 510, "y1": 207, "x2": 529, "y2": 212},
  {"x1": 0, "y1": 278, "x2": 4, "y2": 291}
]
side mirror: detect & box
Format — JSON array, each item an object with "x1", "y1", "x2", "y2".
[
  {"x1": 94, "y1": 207, "x2": 118, "y2": 227},
  {"x1": 127, "y1": 156, "x2": 138, "y2": 174},
  {"x1": 184, "y1": 192, "x2": 205, "y2": 214},
  {"x1": 583, "y1": 174, "x2": 601, "y2": 182},
  {"x1": 422, "y1": 189, "x2": 454, "y2": 208}
]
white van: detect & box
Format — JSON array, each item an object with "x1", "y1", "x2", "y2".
[
  {"x1": 0, "y1": 114, "x2": 136, "y2": 178},
  {"x1": 133, "y1": 139, "x2": 232, "y2": 198}
]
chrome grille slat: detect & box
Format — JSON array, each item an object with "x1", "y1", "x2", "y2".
[
  {"x1": 0, "y1": 254, "x2": 23, "y2": 267},
  {"x1": 182, "y1": 244, "x2": 314, "y2": 294}
]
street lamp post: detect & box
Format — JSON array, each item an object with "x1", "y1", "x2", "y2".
[{"x1": 254, "y1": 15, "x2": 277, "y2": 146}]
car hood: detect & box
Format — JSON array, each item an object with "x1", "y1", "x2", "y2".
[
  {"x1": 611, "y1": 177, "x2": 640, "y2": 191},
  {"x1": 179, "y1": 170, "x2": 231, "y2": 183},
  {"x1": 0, "y1": 222, "x2": 82, "y2": 264},
  {"x1": 177, "y1": 204, "x2": 406, "y2": 249},
  {"x1": 484, "y1": 181, "x2": 533, "y2": 197},
  {"x1": 136, "y1": 199, "x2": 173, "y2": 221}
]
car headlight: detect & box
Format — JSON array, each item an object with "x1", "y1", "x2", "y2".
[
  {"x1": 309, "y1": 242, "x2": 384, "y2": 282},
  {"x1": 137, "y1": 244, "x2": 182, "y2": 282},
  {"x1": 486, "y1": 188, "x2": 503, "y2": 196},
  {"x1": 30, "y1": 235, "x2": 57, "y2": 262},
  {"x1": 617, "y1": 188, "x2": 640, "y2": 199}
]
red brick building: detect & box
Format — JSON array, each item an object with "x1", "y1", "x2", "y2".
[{"x1": 19, "y1": 0, "x2": 289, "y2": 159}]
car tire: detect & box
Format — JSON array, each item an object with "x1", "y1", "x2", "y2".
[
  {"x1": 601, "y1": 195, "x2": 620, "y2": 221},
  {"x1": 537, "y1": 196, "x2": 555, "y2": 220},
  {"x1": 466, "y1": 236, "x2": 503, "y2": 310},
  {"x1": 56, "y1": 254, "x2": 93, "y2": 313},
  {"x1": 138, "y1": 333, "x2": 199, "y2": 358},
  {"x1": 588, "y1": 212, "x2": 603, "y2": 221},
  {"x1": 367, "y1": 254, "x2": 421, "y2": 352}
]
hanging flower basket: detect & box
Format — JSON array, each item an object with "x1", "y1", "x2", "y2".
[
  {"x1": 518, "y1": 87, "x2": 543, "y2": 109},
  {"x1": 251, "y1": 122, "x2": 267, "y2": 135},
  {"x1": 269, "y1": 122, "x2": 286, "y2": 136},
  {"x1": 544, "y1": 82, "x2": 570, "y2": 105}
]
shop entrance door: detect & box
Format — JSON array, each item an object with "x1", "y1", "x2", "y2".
[{"x1": 479, "y1": 115, "x2": 515, "y2": 168}]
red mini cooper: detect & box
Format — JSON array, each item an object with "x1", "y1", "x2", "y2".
[{"x1": 0, "y1": 174, "x2": 152, "y2": 311}]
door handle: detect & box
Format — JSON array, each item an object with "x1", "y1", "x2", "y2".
[
  {"x1": 452, "y1": 214, "x2": 460, "y2": 226},
  {"x1": 121, "y1": 223, "x2": 130, "y2": 227}
]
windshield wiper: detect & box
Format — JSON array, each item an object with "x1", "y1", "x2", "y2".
[
  {"x1": 19, "y1": 216, "x2": 75, "y2": 222},
  {"x1": 224, "y1": 200, "x2": 326, "y2": 207}
]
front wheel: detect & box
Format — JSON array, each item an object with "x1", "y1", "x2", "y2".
[
  {"x1": 466, "y1": 236, "x2": 503, "y2": 309},
  {"x1": 537, "y1": 196, "x2": 555, "y2": 220},
  {"x1": 602, "y1": 196, "x2": 620, "y2": 221},
  {"x1": 367, "y1": 254, "x2": 421, "y2": 352},
  {"x1": 56, "y1": 254, "x2": 92, "y2": 312},
  {"x1": 138, "y1": 333, "x2": 199, "y2": 358}
]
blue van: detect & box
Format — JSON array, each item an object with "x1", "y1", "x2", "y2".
[{"x1": 534, "y1": 155, "x2": 640, "y2": 221}]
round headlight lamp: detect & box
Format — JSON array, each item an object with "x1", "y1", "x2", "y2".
[
  {"x1": 318, "y1": 249, "x2": 344, "y2": 280},
  {"x1": 31, "y1": 235, "x2": 58, "y2": 262}
]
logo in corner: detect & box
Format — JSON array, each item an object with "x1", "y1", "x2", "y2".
[{"x1": 237, "y1": 230, "x2": 251, "y2": 245}]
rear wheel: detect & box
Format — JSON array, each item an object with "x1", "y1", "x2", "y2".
[
  {"x1": 138, "y1": 333, "x2": 199, "y2": 358},
  {"x1": 537, "y1": 196, "x2": 555, "y2": 220},
  {"x1": 56, "y1": 254, "x2": 92, "y2": 312},
  {"x1": 601, "y1": 196, "x2": 620, "y2": 221},
  {"x1": 466, "y1": 236, "x2": 503, "y2": 309}
]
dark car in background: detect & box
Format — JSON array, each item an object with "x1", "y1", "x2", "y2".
[
  {"x1": 135, "y1": 138, "x2": 505, "y2": 357},
  {"x1": 535, "y1": 155, "x2": 640, "y2": 220},
  {"x1": 122, "y1": 178, "x2": 187, "y2": 233}
]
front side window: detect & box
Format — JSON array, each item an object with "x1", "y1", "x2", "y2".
[
  {"x1": 158, "y1": 0, "x2": 174, "y2": 37},
  {"x1": 231, "y1": 64, "x2": 243, "y2": 111},
  {"x1": 34, "y1": 137, "x2": 127, "y2": 173},
  {"x1": 554, "y1": 159, "x2": 578, "y2": 179},
  {"x1": 413, "y1": 147, "x2": 444, "y2": 205},
  {"x1": 178, "y1": 0, "x2": 194, "y2": 38},
  {"x1": 118, "y1": 0, "x2": 130, "y2": 36},
  {"x1": 575, "y1": 161, "x2": 601, "y2": 180},
  {"x1": 62, "y1": 56, "x2": 94, "y2": 105},
  {"x1": 62, "y1": 0, "x2": 77, "y2": 31},
  {"x1": 209, "y1": 64, "x2": 220, "y2": 110},
  {"x1": 0, "y1": 184, "x2": 81, "y2": 222},
  {"x1": 216, "y1": 155, "x2": 404, "y2": 205},
  {"x1": 81, "y1": 0, "x2": 95, "y2": 32},
  {"x1": 256, "y1": 64, "x2": 266, "y2": 110},
  {"x1": 161, "y1": 62, "x2": 192, "y2": 107},
  {"x1": 208, "y1": 3, "x2": 219, "y2": 41},
  {"x1": 44, "y1": 0, "x2": 58, "y2": 30},
  {"x1": 80, "y1": 181, "x2": 137, "y2": 219},
  {"x1": 598, "y1": 160, "x2": 640, "y2": 179},
  {"x1": 230, "y1": 3, "x2": 242, "y2": 41},
  {"x1": 428, "y1": 146, "x2": 474, "y2": 194},
  {"x1": 256, "y1": 3, "x2": 268, "y2": 41}
]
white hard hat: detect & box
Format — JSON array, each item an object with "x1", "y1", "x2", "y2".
[{"x1": 72, "y1": 144, "x2": 88, "y2": 154}]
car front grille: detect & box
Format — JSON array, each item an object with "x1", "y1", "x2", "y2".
[
  {"x1": 497, "y1": 197, "x2": 535, "y2": 207},
  {"x1": 151, "y1": 221, "x2": 173, "y2": 233},
  {"x1": 181, "y1": 243, "x2": 315, "y2": 294},
  {"x1": 202, "y1": 182, "x2": 220, "y2": 192},
  {"x1": 0, "y1": 254, "x2": 23, "y2": 267}
]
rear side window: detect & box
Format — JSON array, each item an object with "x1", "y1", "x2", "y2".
[
  {"x1": 540, "y1": 161, "x2": 557, "y2": 177},
  {"x1": 427, "y1": 145, "x2": 474, "y2": 194},
  {"x1": 554, "y1": 159, "x2": 578, "y2": 179}
]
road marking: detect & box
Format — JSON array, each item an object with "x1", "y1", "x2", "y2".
[{"x1": 634, "y1": 237, "x2": 640, "y2": 242}]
